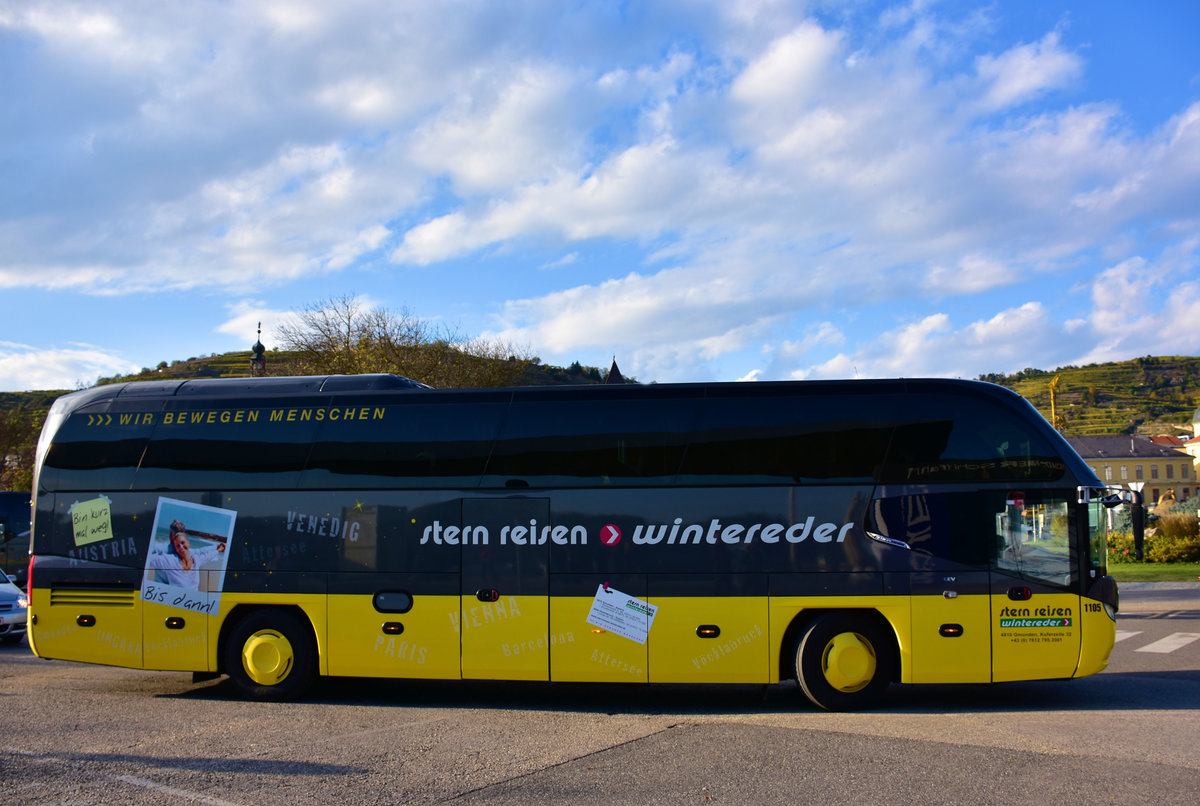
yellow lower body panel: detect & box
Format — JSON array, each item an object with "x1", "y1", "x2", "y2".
[
  {"x1": 326, "y1": 593, "x2": 460, "y2": 680},
  {"x1": 991, "y1": 593, "x2": 1081, "y2": 682},
  {"x1": 459, "y1": 595, "x2": 549, "y2": 680},
  {"x1": 142, "y1": 600, "x2": 209, "y2": 672},
  {"x1": 550, "y1": 597, "x2": 647, "y2": 682},
  {"x1": 648, "y1": 596, "x2": 769, "y2": 684},
  {"x1": 1075, "y1": 600, "x2": 1116, "y2": 678},
  {"x1": 909, "y1": 594, "x2": 991, "y2": 684},
  {"x1": 30, "y1": 587, "x2": 142, "y2": 669}
]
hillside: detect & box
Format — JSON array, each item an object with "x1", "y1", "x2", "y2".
[
  {"x1": 90, "y1": 350, "x2": 625, "y2": 387},
  {"x1": 981, "y1": 355, "x2": 1200, "y2": 436},
  {"x1": 5, "y1": 352, "x2": 1199, "y2": 435}
]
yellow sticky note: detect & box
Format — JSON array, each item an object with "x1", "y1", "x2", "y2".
[{"x1": 71, "y1": 497, "x2": 113, "y2": 546}]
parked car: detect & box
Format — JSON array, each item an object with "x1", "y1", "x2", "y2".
[{"x1": 0, "y1": 573, "x2": 28, "y2": 644}]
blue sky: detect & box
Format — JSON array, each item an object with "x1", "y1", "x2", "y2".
[{"x1": 2, "y1": 0, "x2": 1199, "y2": 391}]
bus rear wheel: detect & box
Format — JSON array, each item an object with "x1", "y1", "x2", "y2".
[
  {"x1": 224, "y1": 609, "x2": 315, "y2": 701},
  {"x1": 795, "y1": 612, "x2": 893, "y2": 711}
]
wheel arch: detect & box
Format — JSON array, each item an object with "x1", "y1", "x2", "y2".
[
  {"x1": 217, "y1": 603, "x2": 319, "y2": 677},
  {"x1": 778, "y1": 607, "x2": 902, "y2": 684}
]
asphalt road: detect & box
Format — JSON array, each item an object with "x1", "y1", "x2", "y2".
[{"x1": 1, "y1": 585, "x2": 1197, "y2": 805}]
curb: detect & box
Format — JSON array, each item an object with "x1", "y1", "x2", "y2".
[{"x1": 1117, "y1": 581, "x2": 1200, "y2": 590}]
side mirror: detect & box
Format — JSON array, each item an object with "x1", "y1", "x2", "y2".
[{"x1": 1077, "y1": 485, "x2": 1141, "y2": 509}]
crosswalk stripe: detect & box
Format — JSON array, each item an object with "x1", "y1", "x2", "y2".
[
  {"x1": 1135, "y1": 633, "x2": 1200, "y2": 654},
  {"x1": 1114, "y1": 630, "x2": 1142, "y2": 642}
]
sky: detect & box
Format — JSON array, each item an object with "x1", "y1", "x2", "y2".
[{"x1": 2, "y1": 0, "x2": 1199, "y2": 392}]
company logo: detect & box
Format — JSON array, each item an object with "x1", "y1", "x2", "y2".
[
  {"x1": 1000, "y1": 618, "x2": 1072, "y2": 628},
  {"x1": 418, "y1": 516, "x2": 855, "y2": 547},
  {"x1": 998, "y1": 605, "x2": 1073, "y2": 629}
]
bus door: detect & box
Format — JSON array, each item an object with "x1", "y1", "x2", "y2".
[
  {"x1": 909, "y1": 571, "x2": 992, "y2": 684},
  {"x1": 870, "y1": 490, "x2": 992, "y2": 684},
  {"x1": 460, "y1": 498, "x2": 550, "y2": 680},
  {"x1": 989, "y1": 492, "x2": 1080, "y2": 682}
]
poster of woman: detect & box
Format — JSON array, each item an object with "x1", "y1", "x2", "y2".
[{"x1": 141, "y1": 497, "x2": 237, "y2": 614}]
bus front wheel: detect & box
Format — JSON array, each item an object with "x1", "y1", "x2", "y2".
[
  {"x1": 224, "y1": 609, "x2": 315, "y2": 701},
  {"x1": 794, "y1": 613, "x2": 893, "y2": 711}
]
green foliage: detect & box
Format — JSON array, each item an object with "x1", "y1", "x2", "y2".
[
  {"x1": 1107, "y1": 532, "x2": 1141, "y2": 564},
  {"x1": 1108, "y1": 512, "x2": 1200, "y2": 564},
  {"x1": 984, "y1": 355, "x2": 1200, "y2": 436},
  {"x1": 0, "y1": 404, "x2": 42, "y2": 492}
]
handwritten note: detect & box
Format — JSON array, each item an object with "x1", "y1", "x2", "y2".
[{"x1": 70, "y1": 496, "x2": 113, "y2": 546}]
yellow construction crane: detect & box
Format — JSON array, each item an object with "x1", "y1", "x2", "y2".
[{"x1": 1048, "y1": 374, "x2": 1065, "y2": 431}]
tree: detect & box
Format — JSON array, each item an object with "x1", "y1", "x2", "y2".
[
  {"x1": 0, "y1": 405, "x2": 41, "y2": 493},
  {"x1": 276, "y1": 294, "x2": 533, "y2": 388}
]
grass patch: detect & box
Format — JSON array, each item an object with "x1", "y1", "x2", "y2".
[{"x1": 1108, "y1": 563, "x2": 1200, "y2": 583}]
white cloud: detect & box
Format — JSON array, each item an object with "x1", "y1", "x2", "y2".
[
  {"x1": 408, "y1": 65, "x2": 587, "y2": 194},
  {"x1": 922, "y1": 254, "x2": 1021, "y2": 296},
  {"x1": 1076, "y1": 237, "x2": 1200, "y2": 363},
  {"x1": 730, "y1": 22, "x2": 842, "y2": 110},
  {"x1": 2, "y1": 3, "x2": 1199, "y2": 386},
  {"x1": 0, "y1": 342, "x2": 139, "y2": 392},
  {"x1": 975, "y1": 31, "x2": 1082, "y2": 112},
  {"x1": 216, "y1": 300, "x2": 294, "y2": 347}
]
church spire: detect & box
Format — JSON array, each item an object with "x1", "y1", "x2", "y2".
[
  {"x1": 250, "y1": 322, "x2": 267, "y2": 376},
  {"x1": 605, "y1": 356, "x2": 624, "y2": 385}
]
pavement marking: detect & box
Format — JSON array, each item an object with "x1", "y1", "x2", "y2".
[
  {"x1": 114, "y1": 775, "x2": 245, "y2": 806},
  {"x1": 1134, "y1": 633, "x2": 1200, "y2": 654},
  {"x1": 1114, "y1": 630, "x2": 1142, "y2": 642},
  {"x1": 4, "y1": 746, "x2": 246, "y2": 806}
]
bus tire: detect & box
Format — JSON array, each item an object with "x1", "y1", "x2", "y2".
[
  {"x1": 223, "y1": 609, "x2": 315, "y2": 701},
  {"x1": 794, "y1": 612, "x2": 892, "y2": 712}
]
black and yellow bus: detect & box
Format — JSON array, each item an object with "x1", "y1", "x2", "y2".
[{"x1": 26, "y1": 375, "x2": 1123, "y2": 710}]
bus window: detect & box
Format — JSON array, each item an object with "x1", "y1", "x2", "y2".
[
  {"x1": 483, "y1": 392, "x2": 697, "y2": 487},
  {"x1": 40, "y1": 405, "x2": 154, "y2": 491},
  {"x1": 135, "y1": 403, "x2": 316, "y2": 490},
  {"x1": 869, "y1": 490, "x2": 993, "y2": 565},
  {"x1": 882, "y1": 393, "x2": 1066, "y2": 483},
  {"x1": 303, "y1": 395, "x2": 508, "y2": 488},
  {"x1": 993, "y1": 491, "x2": 1075, "y2": 587},
  {"x1": 678, "y1": 391, "x2": 892, "y2": 485},
  {"x1": 870, "y1": 488, "x2": 1076, "y2": 586}
]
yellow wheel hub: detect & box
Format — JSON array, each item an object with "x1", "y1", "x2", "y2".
[
  {"x1": 241, "y1": 629, "x2": 294, "y2": 686},
  {"x1": 821, "y1": 632, "x2": 877, "y2": 693}
]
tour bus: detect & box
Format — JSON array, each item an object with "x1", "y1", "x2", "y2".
[{"x1": 26, "y1": 375, "x2": 1123, "y2": 710}]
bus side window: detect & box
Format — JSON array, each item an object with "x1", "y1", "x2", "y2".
[
  {"x1": 135, "y1": 402, "x2": 316, "y2": 490},
  {"x1": 992, "y1": 492, "x2": 1075, "y2": 587},
  {"x1": 870, "y1": 490, "x2": 995, "y2": 565},
  {"x1": 679, "y1": 392, "x2": 892, "y2": 485},
  {"x1": 482, "y1": 393, "x2": 697, "y2": 487},
  {"x1": 42, "y1": 407, "x2": 152, "y2": 491},
  {"x1": 302, "y1": 396, "x2": 507, "y2": 489},
  {"x1": 881, "y1": 394, "x2": 1066, "y2": 483}
]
